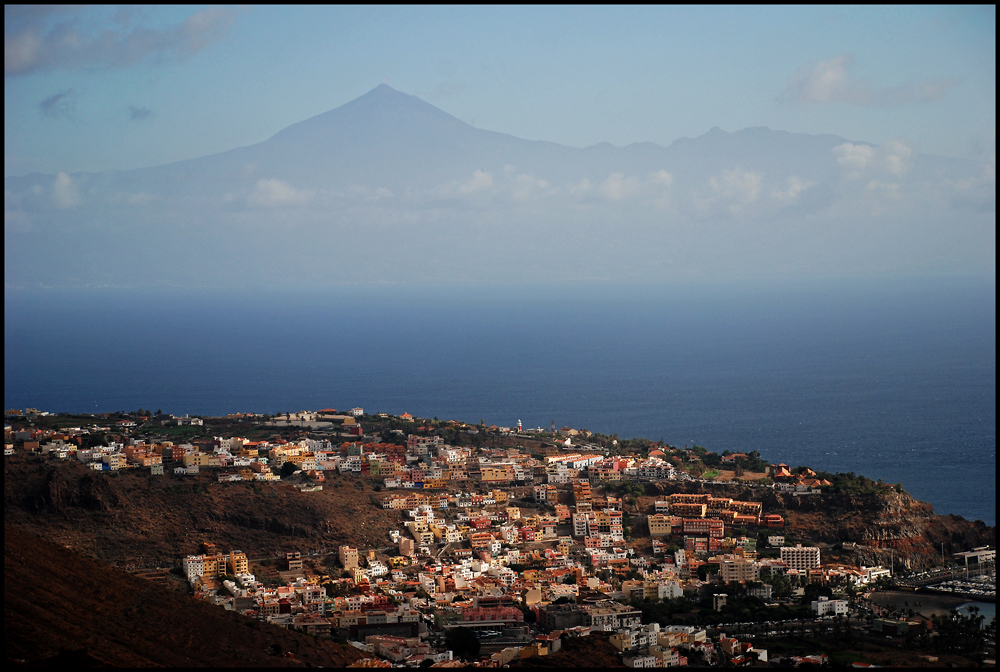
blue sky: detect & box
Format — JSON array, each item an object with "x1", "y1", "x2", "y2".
[{"x1": 5, "y1": 5, "x2": 995, "y2": 176}]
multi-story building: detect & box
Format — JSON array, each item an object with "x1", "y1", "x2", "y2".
[
  {"x1": 228, "y1": 550, "x2": 249, "y2": 575},
  {"x1": 781, "y1": 544, "x2": 821, "y2": 571},
  {"x1": 339, "y1": 545, "x2": 359, "y2": 571},
  {"x1": 182, "y1": 555, "x2": 204, "y2": 582},
  {"x1": 719, "y1": 556, "x2": 759, "y2": 583},
  {"x1": 102, "y1": 453, "x2": 127, "y2": 470},
  {"x1": 571, "y1": 513, "x2": 586, "y2": 538},
  {"x1": 201, "y1": 553, "x2": 223, "y2": 577},
  {"x1": 582, "y1": 601, "x2": 643, "y2": 632},
  {"x1": 669, "y1": 493, "x2": 710, "y2": 506},
  {"x1": 671, "y1": 502, "x2": 707, "y2": 518},
  {"x1": 679, "y1": 518, "x2": 724, "y2": 538},
  {"x1": 647, "y1": 514, "x2": 674, "y2": 536},
  {"x1": 811, "y1": 596, "x2": 849, "y2": 616}
]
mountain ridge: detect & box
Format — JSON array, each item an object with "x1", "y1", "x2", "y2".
[
  {"x1": 4, "y1": 84, "x2": 993, "y2": 288},
  {"x1": 8, "y1": 85, "x2": 877, "y2": 181}
]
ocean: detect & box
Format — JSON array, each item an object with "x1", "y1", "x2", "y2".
[{"x1": 4, "y1": 275, "x2": 995, "y2": 525}]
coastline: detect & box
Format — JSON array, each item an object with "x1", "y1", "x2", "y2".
[{"x1": 867, "y1": 590, "x2": 994, "y2": 618}]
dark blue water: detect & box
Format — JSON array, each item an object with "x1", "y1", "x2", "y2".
[{"x1": 5, "y1": 276, "x2": 995, "y2": 525}]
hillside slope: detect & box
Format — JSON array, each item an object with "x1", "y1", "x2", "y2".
[
  {"x1": 5, "y1": 455, "x2": 401, "y2": 568},
  {"x1": 5, "y1": 526, "x2": 364, "y2": 668}
]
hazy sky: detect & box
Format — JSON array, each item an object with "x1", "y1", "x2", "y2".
[{"x1": 5, "y1": 5, "x2": 996, "y2": 177}]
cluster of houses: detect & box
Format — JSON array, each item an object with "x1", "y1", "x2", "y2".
[{"x1": 8, "y1": 412, "x2": 901, "y2": 666}]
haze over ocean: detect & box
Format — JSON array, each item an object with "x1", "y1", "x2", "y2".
[{"x1": 5, "y1": 275, "x2": 995, "y2": 525}]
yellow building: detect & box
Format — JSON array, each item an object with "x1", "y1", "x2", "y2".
[
  {"x1": 648, "y1": 514, "x2": 674, "y2": 536},
  {"x1": 183, "y1": 452, "x2": 211, "y2": 467},
  {"x1": 201, "y1": 554, "x2": 222, "y2": 577},
  {"x1": 228, "y1": 550, "x2": 249, "y2": 575}
]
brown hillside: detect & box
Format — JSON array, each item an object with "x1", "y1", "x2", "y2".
[
  {"x1": 507, "y1": 633, "x2": 625, "y2": 668},
  {"x1": 5, "y1": 455, "x2": 403, "y2": 568},
  {"x1": 5, "y1": 526, "x2": 364, "y2": 668}
]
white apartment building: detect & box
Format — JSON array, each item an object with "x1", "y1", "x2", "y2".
[
  {"x1": 182, "y1": 555, "x2": 204, "y2": 582},
  {"x1": 811, "y1": 596, "x2": 849, "y2": 616}
]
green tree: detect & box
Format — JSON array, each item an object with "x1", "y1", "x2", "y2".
[{"x1": 280, "y1": 461, "x2": 298, "y2": 478}]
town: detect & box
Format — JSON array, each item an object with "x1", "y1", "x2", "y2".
[{"x1": 4, "y1": 407, "x2": 996, "y2": 667}]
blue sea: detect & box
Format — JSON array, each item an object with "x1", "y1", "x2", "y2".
[{"x1": 4, "y1": 275, "x2": 995, "y2": 525}]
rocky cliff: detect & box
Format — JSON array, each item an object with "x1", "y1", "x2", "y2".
[{"x1": 646, "y1": 481, "x2": 994, "y2": 570}]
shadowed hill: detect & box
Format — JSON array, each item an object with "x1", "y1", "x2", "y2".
[
  {"x1": 4, "y1": 455, "x2": 402, "y2": 569},
  {"x1": 5, "y1": 526, "x2": 364, "y2": 668}
]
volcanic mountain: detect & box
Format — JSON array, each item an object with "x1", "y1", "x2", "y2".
[{"x1": 4, "y1": 85, "x2": 993, "y2": 288}]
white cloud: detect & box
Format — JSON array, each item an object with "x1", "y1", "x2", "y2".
[
  {"x1": 459, "y1": 169, "x2": 493, "y2": 194},
  {"x1": 709, "y1": 168, "x2": 762, "y2": 207},
  {"x1": 833, "y1": 140, "x2": 913, "y2": 179},
  {"x1": 881, "y1": 139, "x2": 913, "y2": 177},
  {"x1": 648, "y1": 170, "x2": 674, "y2": 188},
  {"x1": 783, "y1": 55, "x2": 959, "y2": 107},
  {"x1": 437, "y1": 170, "x2": 495, "y2": 198},
  {"x1": 571, "y1": 171, "x2": 672, "y2": 206},
  {"x1": 770, "y1": 176, "x2": 815, "y2": 203},
  {"x1": 647, "y1": 170, "x2": 674, "y2": 210},
  {"x1": 247, "y1": 179, "x2": 314, "y2": 207},
  {"x1": 5, "y1": 6, "x2": 241, "y2": 77},
  {"x1": 867, "y1": 180, "x2": 902, "y2": 200},
  {"x1": 599, "y1": 173, "x2": 641, "y2": 201},
  {"x1": 346, "y1": 185, "x2": 394, "y2": 204},
  {"x1": 833, "y1": 142, "x2": 875, "y2": 179},
  {"x1": 52, "y1": 171, "x2": 79, "y2": 208},
  {"x1": 511, "y1": 173, "x2": 549, "y2": 202}
]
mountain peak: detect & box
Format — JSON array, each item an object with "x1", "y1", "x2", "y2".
[
  {"x1": 266, "y1": 83, "x2": 468, "y2": 146},
  {"x1": 359, "y1": 82, "x2": 407, "y2": 100}
]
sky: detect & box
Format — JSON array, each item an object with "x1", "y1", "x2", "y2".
[{"x1": 4, "y1": 5, "x2": 996, "y2": 177}]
